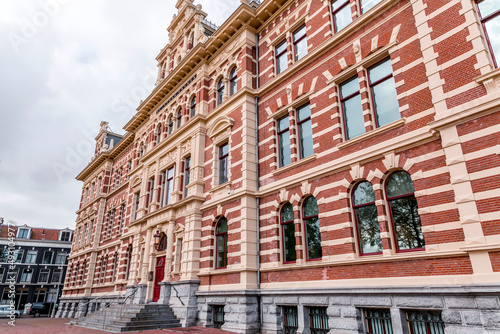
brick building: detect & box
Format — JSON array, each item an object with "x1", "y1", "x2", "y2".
[
  {"x1": 59, "y1": 0, "x2": 500, "y2": 333},
  {"x1": 0, "y1": 222, "x2": 73, "y2": 314}
]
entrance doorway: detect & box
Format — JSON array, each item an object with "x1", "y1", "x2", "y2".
[{"x1": 152, "y1": 256, "x2": 165, "y2": 302}]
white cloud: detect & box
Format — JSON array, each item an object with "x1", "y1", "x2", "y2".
[{"x1": 0, "y1": 0, "x2": 238, "y2": 229}]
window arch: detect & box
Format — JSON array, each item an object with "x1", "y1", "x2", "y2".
[
  {"x1": 303, "y1": 196, "x2": 322, "y2": 260},
  {"x1": 352, "y1": 181, "x2": 382, "y2": 255},
  {"x1": 190, "y1": 96, "x2": 196, "y2": 118},
  {"x1": 281, "y1": 203, "x2": 296, "y2": 263},
  {"x1": 386, "y1": 171, "x2": 425, "y2": 251},
  {"x1": 229, "y1": 67, "x2": 237, "y2": 96},
  {"x1": 176, "y1": 108, "x2": 182, "y2": 129},
  {"x1": 217, "y1": 78, "x2": 225, "y2": 106},
  {"x1": 215, "y1": 217, "x2": 228, "y2": 268},
  {"x1": 156, "y1": 124, "x2": 162, "y2": 144},
  {"x1": 168, "y1": 115, "x2": 174, "y2": 135}
]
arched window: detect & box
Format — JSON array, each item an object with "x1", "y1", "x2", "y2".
[
  {"x1": 352, "y1": 181, "x2": 382, "y2": 255},
  {"x1": 386, "y1": 171, "x2": 425, "y2": 251},
  {"x1": 217, "y1": 79, "x2": 225, "y2": 106},
  {"x1": 229, "y1": 67, "x2": 237, "y2": 96},
  {"x1": 215, "y1": 217, "x2": 228, "y2": 268},
  {"x1": 176, "y1": 109, "x2": 182, "y2": 129},
  {"x1": 168, "y1": 116, "x2": 174, "y2": 135},
  {"x1": 156, "y1": 124, "x2": 162, "y2": 144},
  {"x1": 190, "y1": 96, "x2": 196, "y2": 118},
  {"x1": 281, "y1": 203, "x2": 296, "y2": 263},
  {"x1": 303, "y1": 197, "x2": 322, "y2": 260}
]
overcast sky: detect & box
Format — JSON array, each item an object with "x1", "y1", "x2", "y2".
[{"x1": 0, "y1": 0, "x2": 238, "y2": 229}]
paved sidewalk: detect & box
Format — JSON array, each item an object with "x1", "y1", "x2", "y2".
[{"x1": 0, "y1": 317, "x2": 234, "y2": 334}]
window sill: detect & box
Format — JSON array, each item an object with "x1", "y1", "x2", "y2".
[
  {"x1": 337, "y1": 118, "x2": 406, "y2": 149},
  {"x1": 208, "y1": 181, "x2": 232, "y2": 194},
  {"x1": 272, "y1": 154, "x2": 317, "y2": 175}
]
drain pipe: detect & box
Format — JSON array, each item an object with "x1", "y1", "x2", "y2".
[{"x1": 254, "y1": 31, "x2": 262, "y2": 333}]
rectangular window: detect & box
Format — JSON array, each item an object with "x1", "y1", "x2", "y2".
[
  {"x1": 213, "y1": 305, "x2": 225, "y2": 329},
  {"x1": 0, "y1": 249, "x2": 8, "y2": 262},
  {"x1": 364, "y1": 309, "x2": 394, "y2": 334},
  {"x1": 184, "y1": 157, "x2": 191, "y2": 198},
  {"x1": 60, "y1": 231, "x2": 72, "y2": 241},
  {"x1": 282, "y1": 306, "x2": 298, "y2": 334},
  {"x1": 108, "y1": 210, "x2": 116, "y2": 237},
  {"x1": 42, "y1": 251, "x2": 53, "y2": 264},
  {"x1": 25, "y1": 250, "x2": 37, "y2": 264},
  {"x1": 477, "y1": 0, "x2": 500, "y2": 67},
  {"x1": 278, "y1": 116, "x2": 292, "y2": 167},
  {"x1": 133, "y1": 193, "x2": 140, "y2": 220},
  {"x1": 38, "y1": 269, "x2": 50, "y2": 283},
  {"x1": 332, "y1": 0, "x2": 352, "y2": 32},
  {"x1": 406, "y1": 310, "x2": 445, "y2": 334},
  {"x1": 309, "y1": 307, "x2": 329, "y2": 334},
  {"x1": 146, "y1": 177, "x2": 155, "y2": 209},
  {"x1": 0, "y1": 268, "x2": 4, "y2": 282},
  {"x1": 293, "y1": 25, "x2": 307, "y2": 61},
  {"x1": 219, "y1": 144, "x2": 229, "y2": 185},
  {"x1": 34, "y1": 288, "x2": 47, "y2": 303},
  {"x1": 118, "y1": 205, "x2": 125, "y2": 234},
  {"x1": 297, "y1": 103, "x2": 314, "y2": 159},
  {"x1": 361, "y1": 0, "x2": 382, "y2": 13},
  {"x1": 340, "y1": 76, "x2": 365, "y2": 140},
  {"x1": 162, "y1": 167, "x2": 175, "y2": 206},
  {"x1": 17, "y1": 228, "x2": 30, "y2": 239},
  {"x1": 276, "y1": 40, "x2": 288, "y2": 74},
  {"x1": 87, "y1": 220, "x2": 94, "y2": 244},
  {"x1": 20, "y1": 268, "x2": 33, "y2": 283},
  {"x1": 368, "y1": 58, "x2": 399, "y2": 127},
  {"x1": 12, "y1": 250, "x2": 23, "y2": 263},
  {"x1": 55, "y1": 252, "x2": 67, "y2": 264},
  {"x1": 52, "y1": 269, "x2": 62, "y2": 283}
]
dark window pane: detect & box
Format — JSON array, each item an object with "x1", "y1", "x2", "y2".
[
  {"x1": 216, "y1": 235, "x2": 227, "y2": 268},
  {"x1": 283, "y1": 222, "x2": 297, "y2": 262},
  {"x1": 355, "y1": 205, "x2": 382, "y2": 254},
  {"x1": 305, "y1": 216, "x2": 322, "y2": 259},
  {"x1": 278, "y1": 116, "x2": 291, "y2": 167},
  {"x1": 276, "y1": 40, "x2": 287, "y2": 54},
  {"x1": 386, "y1": 171, "x2": 415, "y2": 198},
  {"x1": 299, "y1": 120, "x2": 313, "y2": 158},
  {"x1": 283, "y1": 306, "x2": 298, "y2": 334},
  {"x1": 217, "y1": 218, "x2": 228, "y2": 234},
  {"x1": 365, "y1": 309, "x2": 394, "y2": 334},
  {"x1": 281, "y1": 203, "x2": 294, "y2": 222},
  {"x1": 353, "y1": 181, "x2": 376, "y2": 206},
  {"x1": 390, "y1": 196, "x2": 425, "y2": 250},
  {"x1": 303, "y1": 197, "x2": 319, "y2": 217}
]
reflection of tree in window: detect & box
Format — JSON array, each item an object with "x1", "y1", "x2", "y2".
[
  {"x1": 386, "y1": 171, "x2": 425, "y2": 251},
  {"x1": 303, "y1": 197, "x2": 322, "y2": 260},
  {"x1": 215, "y1": 218, "x2": 228, "y2": 268},
  {"x1": 353, "y1": 181, "x2": 382, "y2": 254},
  {"x1": 281, "y1": 203, "x2": 296, "y2": 263}
]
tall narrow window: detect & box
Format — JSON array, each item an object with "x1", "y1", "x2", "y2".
[
  {"x1": 368, "y1": 58, "x2": 399, "y2": 127},
  {"x1": 352, "y1": 181, "x2": 382, "y2": 255},
  {"x1": 281, "y1": 203, "x2": 296, "y2": 263},
  {"x1": 146, "y1": 177, "x2": 155, "y2": 209},
  {"x1": 332, "y1": 0, "x2": 352, "y2": 32},
  {"x1": 283, "y1": 306, "x2": 299, "y2": 334},
  {"x1": 184, "y1": 157, "x2": 191, "y2": 198},
  {"x1": 213, "y1": 305, "x2": 225, "y2": 329},
  {"x1": 42, "y1": 251, "x2": 53, "y2": 264},
  {"x1": 293, "y1": 25, "x2": 307, "y2": 61},
  {"x1": 20, "y1": 268, "x2": 33, "y2": 283},
  {"x1": 25, "y1": 250, "x2": 37, "y2": 264},
  {"x1": 277, "y1": 116, "x2": 291, "y2": 167},
  {"x1": 340, "y1": 76, "x2": 364, "y2": 140},
  {"x1": 118, "y1": 204, "x2": 125, "y2": 234},
  {"x1": 217, "y1": 79, "x2": 225, "y2": 106},
  {"x1": 364, "y1": 309, "x2": 394, "y2": 334},
  {"x1": 361, "y1": 0, "x2": 382, "y2": 13},
  {"x1": 87, "y1": 220, "x2": 94, "y2": 245},
  {"x1": 215, "y1": 218, "x2": 228, "y2": 269},
  {"x1": 297, "y1": 103, "x2": 314, "y2": 159},
  {"x1": 190, "y1": 96, "x2": 196, "y2": 118},
  {"x1": 477, "y1": 0, "x2": 500, "y2": 67},
  {"x1": 386, "y1": 171, "x2": 425, "y2": 251},
  {"x1": 219, "y1": 143, "x2": 229, "y2": 185},
  {"x1": 168, "y1": 116, "x2": 174, "y2": 135},
  {"x1": 38, "y1": 269, "x2": 50, "y2": 283},
  {"x1": 229, "y1": 67, "x2": 237, "y2": 96},
  {"x1": 303, "y1": 197, "x2": 322, "y2": 260},
  {"x1": 156, "y1": 124, "x2": 162, "y2": 144},
  {"x1": 176, "y1": 109, "x2": 182, "y2": 129},
  {"x1": 125, "y1": 246, "x2": 133, "y2": 280},
  {"x1": 133, "y1": 193, "x2": 140, "y2": 220},
  {"x1": 163, "y1": 167, "x2": 175, "y2": 206},
  {"x1": 276, "y1": 40, "x2": 288, "y2": 74}
]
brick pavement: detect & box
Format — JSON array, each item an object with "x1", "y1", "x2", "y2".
[{"x1": 0, "y1": 317, "x2": 235, "y2": 334}]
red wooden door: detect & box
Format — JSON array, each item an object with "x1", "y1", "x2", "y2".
[{"x1": 153, "y1": 256, "x2": 165, "y2": 302}]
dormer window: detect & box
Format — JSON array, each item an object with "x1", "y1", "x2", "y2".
[
  {"x1": 17, "y1": 228, "x2": 30, "y2": 239},
  {"x1": 60, "y1": 231, "x2": 72, "y2": 242}
]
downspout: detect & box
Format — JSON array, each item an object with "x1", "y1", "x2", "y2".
[{"x1": 255, "y1": 32, "x2": 262, "y2": 332}]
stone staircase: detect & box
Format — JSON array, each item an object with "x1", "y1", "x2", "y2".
[{"x1": 71, "y1": 303, "x2": 181, "y2": 332}]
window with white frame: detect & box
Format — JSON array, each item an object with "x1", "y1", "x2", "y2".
[
  {"x1": 160, "y1": 167, "x2": 175, "y2": 206},
  {"x1": 332, "y1": 0, "x2": 352, "y2": 33},
  {"x1": 275, "y1": 40, "x2": 288, "y2": 74},
  {"x1": 55, "y1": 252, "x2": 67, "y2": 264},
  {"x1": 476, "y1": 0, "x2": 500, "y2": 67},
  {"x1": 20, "y1": 268, "x2": 33, "y2": 283},
  {"x1": 38, "y1": 269, "x2": 50, "y2": 283},
  {"x1": 25, "y1": 250, "x2": 37, "y2": 264},
  {"x1": 17, "y1": 228, "x2": 30, "y2": 239},
  {"x1": 60, "y1": 231, "x2": 72, "y2": 242},
  {"x1": 229, "y1": 67, "x2": 237, "y2": 96},
  {"x1": 293, "y1": 24, "x2": 308, "y2": 61}
]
